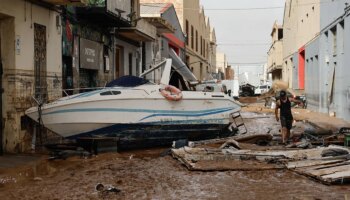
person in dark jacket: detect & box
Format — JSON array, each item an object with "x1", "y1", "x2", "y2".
[{"x1": 275, "y1": 90, "x2": 303, "y2": 144}]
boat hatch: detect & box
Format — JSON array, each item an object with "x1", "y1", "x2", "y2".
[{"x1": 100, "y1": 91, "x2": 121, "y2": 96}]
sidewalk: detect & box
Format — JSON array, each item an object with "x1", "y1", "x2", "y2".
[
  {"x1": 242, "y1": 103, "x2": 350, "y2": 133},
  {"x1": 0, "y1": 154, "x2": 41, "y2": 169}
]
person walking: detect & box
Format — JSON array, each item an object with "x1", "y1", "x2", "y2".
[{"x1": 275, "y1": 90, "x2": 302, "y2": 144}]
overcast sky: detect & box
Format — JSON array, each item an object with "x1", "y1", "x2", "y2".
[{"x1": 201, "y1": 0, "x2": 285, "y2": 74}]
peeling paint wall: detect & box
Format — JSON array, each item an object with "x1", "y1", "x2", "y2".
[{"x1": 0, "y1": 0, "x2": 62, "y2": 152}]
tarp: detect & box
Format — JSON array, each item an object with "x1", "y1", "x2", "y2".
[{"x1": 169, "y1": 49, "x2": 198, "y2": 83}]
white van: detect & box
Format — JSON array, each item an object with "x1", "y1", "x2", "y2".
[
  {"x1": 221, "y1": 80, "x2": 239, "y2": 99},
  {"x1": 195, "y1": 83, "x2": 227, "y2": 93},
  {"x1": 254, "y1": 85, "x2": 271, "y2": 96}
]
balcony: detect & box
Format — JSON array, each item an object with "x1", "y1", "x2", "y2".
[
  {"x1": 117, "y1": 18, "x2": 157, "y2": 42},
  {"x1": 76, "y1": 0, "x2": 136, "y2": 28}
]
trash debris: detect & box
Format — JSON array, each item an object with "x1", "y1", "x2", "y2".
[
  {"x1": 321, "y1": 148, "x2": 349, "y2": 157},
  {"x1": 172, "y1": 139, "x2": 188, "y2": 149},
  {"x1": 33, "y1": 177, "x2": 43, "y2": 182},
  {"x1": 171, "y1": 144, "x2": 350, "y2": 185},
  {"x1": 95, "y1": 183, "x2": 121, "y2": 194},
  {"x1": 220, "y1": 139, "x2": 240, "y2": 150},
  {"x1": 190, "y1": 133, "x2": 273, "y2": 147},
  {"x1": 95, "y1": 183, "x2": 104, "y2": 191}
]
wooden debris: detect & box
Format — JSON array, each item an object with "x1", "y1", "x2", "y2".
[
  {"x1": 220, "y1": 139, "x2": 240, "y2": 150},
  {"x1": 171, "y1": 145, "x2": 350, "y2": 185},
  {"x1": 171, "y1": 147, "x2": 283, "y2": 171},
  {"x1": 191, "y1": 133, "x2": 273, "y2": 147}
]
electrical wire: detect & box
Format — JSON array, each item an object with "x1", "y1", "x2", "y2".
[{"x1": 141, "y1": 0, "x2": 339, "y2": 12}]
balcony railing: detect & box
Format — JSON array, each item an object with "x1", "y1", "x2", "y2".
[{"x1": 76, "y1": 0, "x2": 137, "y2": 27}]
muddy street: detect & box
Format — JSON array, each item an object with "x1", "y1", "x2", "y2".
[
  {"x1": 0, "y1": 149, "x2": 349, "y2": 200},
  {"x1": 0, "y1": 110, "x2": 349, "y2": 200}
]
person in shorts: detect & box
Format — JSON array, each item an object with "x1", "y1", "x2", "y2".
[{"x1": 275, "y1": 90, "x2": 303, "y2": 144}]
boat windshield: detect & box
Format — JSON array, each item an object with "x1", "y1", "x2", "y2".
[{"x1": 106, "y1": 75, "x2": 152, "y2": 87}]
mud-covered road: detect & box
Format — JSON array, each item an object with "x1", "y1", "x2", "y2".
[
  {"x1": 0, "y1": 147, "x2": 349, "y2": 200},
  {"x1": 1, "y1": 109, "x2": 350, "y2": 199}
]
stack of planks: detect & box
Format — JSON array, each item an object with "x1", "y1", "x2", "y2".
[
  {"x1": 287, "y1": 159, "x2": 350, "y2": 184},
  {"x1": 171, "y1": 145, "x2": 350, "y2": 185}
]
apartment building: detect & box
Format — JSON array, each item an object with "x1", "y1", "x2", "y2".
[
  {"x1": 304, "y1": 1, "x2": 350, "y2": 119},
  {"x1": 140, "y1": 0, "x2": 217, "y2": 81},
  {"x1": 267, "y1": 22, "x2": 283, "y2": 81},
  {"x1": 282, "y1": 0, "x2": 320, "y2": 90}
]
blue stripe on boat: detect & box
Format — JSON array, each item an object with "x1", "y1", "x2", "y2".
[{"x1": 43, "y1": 107, "x2": 236, "y2": 116}]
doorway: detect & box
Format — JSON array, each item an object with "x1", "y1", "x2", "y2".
[
  {"x1": 115, "y1": 47, "x2": 121, "y2": 78},
  {"x1": 62, "y1": 56, "x2": 73, "y2": 96},
  {"x1": 298, "y1": 47, "x2": 305, "y2": 90},
  {"x1": 34, "y1": 23, "x2": 47, "y2": 102}
]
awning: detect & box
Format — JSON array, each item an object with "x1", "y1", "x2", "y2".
[{"x1": 169, "y1": 49, "x2": 198, "y2": 84}]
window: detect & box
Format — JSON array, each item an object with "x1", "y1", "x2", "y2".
[
  {"x1": 196, "y1": 30, "x2": 198, "y2": 52},
  {"x1": 100, "y1": 91, "x2": 121, "y2": 96},
  {"x1": 128, "y1": 53, "x2": 133, "y2": 75},
  {"x1": 278, "y1": 28, "x2": 283, "y2": 40},
  {"x1": 340, "y1": 20, "x2": 344, "y2": 54},
  {"x1": 203, "y1": 40, "x2": 206, "y2": 57},
  {"x1": 191, "y1": 26, "x2": 194, "y2": 49},
  {"x1": 200, "y1": 36, "x2": 203, "y2": 55},
  {"x1": 207, "y1": 43, "x2": 209, "y2": 57},
  {"x1": 185, "y1": 20, "x2": 189, "y2": 45},
  {"x1": 142, "y1": 42, "x2": 146, "y2": 72},
  {"x1": 331, "y1": 26, "x2": 337, "y2": 56}
]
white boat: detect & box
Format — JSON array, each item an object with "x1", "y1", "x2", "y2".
[{"x1": 25, "y1": 59, "x2": 241, "y2": 147}]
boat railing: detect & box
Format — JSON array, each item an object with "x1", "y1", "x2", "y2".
[{"x1": 30, "y1": 86, "x2": 114, "y2": 106}]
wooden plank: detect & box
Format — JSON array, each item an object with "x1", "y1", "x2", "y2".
[
  {"x1": 322, "y1": 170, "x2": 350, "y2": 180},
  {"x1": 286, "y1": 159, "x2": 344, "y2": 169},
  {"x1": 291, "y1": 161, "x2": 350, "y2": 184},
  {"x1": 305, "y1": 164, "x2": 350, "y2": 177},
  {"x1": 299, "y1": 161, "x2": 350, "y2": 172}
]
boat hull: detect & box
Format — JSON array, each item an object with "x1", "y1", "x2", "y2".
[
  {"x1": 25, "y1": 85, "x2": 241, "y2": 147},
  {"x1": 73, "y1": 122, "x2": 234, "y2": 149}
]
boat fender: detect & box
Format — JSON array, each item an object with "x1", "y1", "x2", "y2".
[{"x1": 160, "y1": 85, "x2": 183, "y2": 101}]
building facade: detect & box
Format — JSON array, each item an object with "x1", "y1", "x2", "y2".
[
  {"x1": 0, "y1": 0, "x2": 63, "y2": 153},
  {"x1": 215, "y1": 52, "x2": 227, "y2": 80},
  {"x1": 140, "y1": 0, "x2": 217, "y2": 81},
  {"x1": 282, "y1": 0, "x2": 320, "y2": 90},
  {"x1": 267, "y1": 22, "x2": 283, "y2": 81},
  {"x1": 304, "y1": 1, "x2": 350, "y2": 120},
  {"x1": 0, "y1": 0, "x2": 158, "y2": 153},
  {"x1": 140, "y1": 2, "x2": 189, "y2": 89}
]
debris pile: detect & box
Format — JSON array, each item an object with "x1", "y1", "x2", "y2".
[{"x1": 172, "y1": 140, "x2": 350, "y2": 185}]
